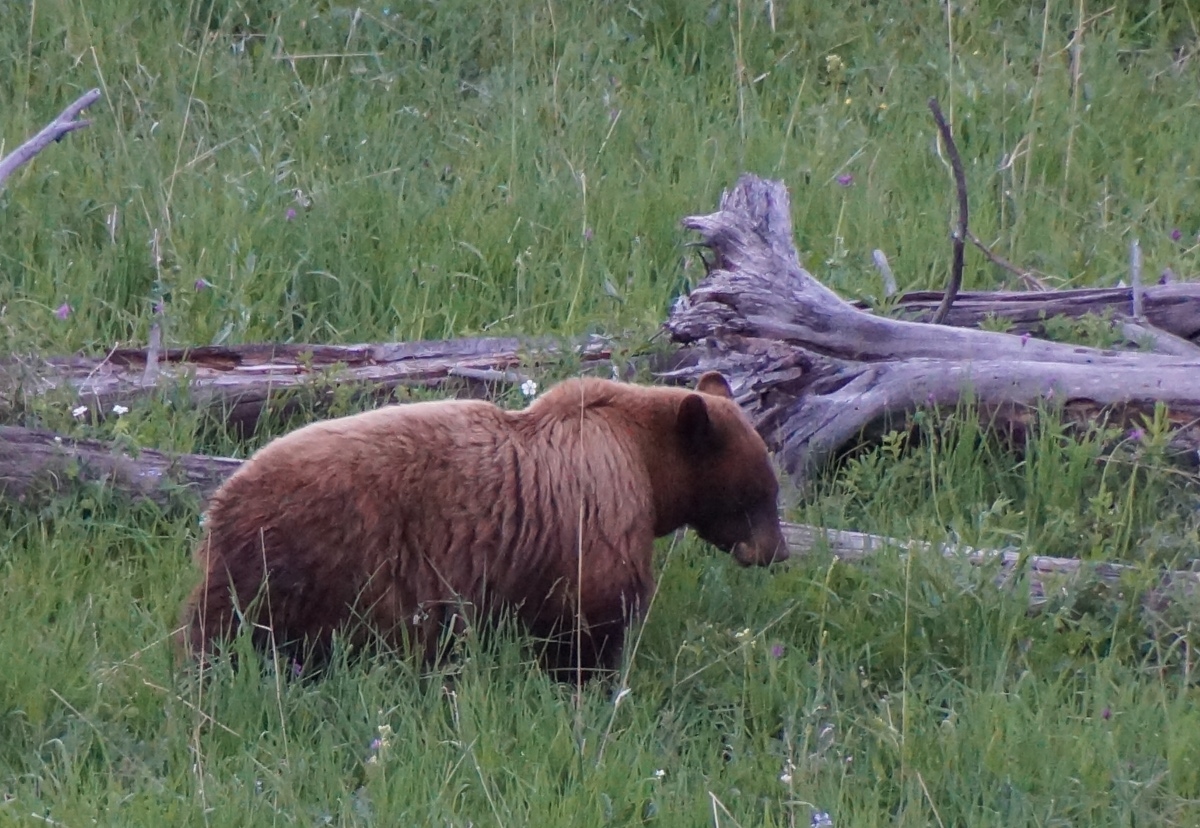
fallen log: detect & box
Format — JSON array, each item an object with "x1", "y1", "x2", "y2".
[
  {"x1": 3, "y1": 424, "x2": 1191, "y2": 615},
  {"x1": 781, "y1": 523, "x2": 1199, "y2": 611},
  {"x1": 665, "y1": 175, "x2": 1200, "y2": 488},
  {"x1": 1, "y1": 335, "x2": 627, "y2": 434},
  {"x1": 9, "y1": 278, "x2": 1200, "y2": 436},
  {"x1": 866, "y1": 286, "x2": 1200, "y2": 355},
  {"x1": 0, "y1": 424, "x2": 240, "y2": 509}
]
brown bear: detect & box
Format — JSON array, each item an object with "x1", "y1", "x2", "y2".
[{"x1": 179, "y1": 371, "x2": 787, "y2": 680}]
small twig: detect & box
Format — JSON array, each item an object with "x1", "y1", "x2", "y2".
[
  {"x1": 0, "y1": 89, "x2": 102, "y2": 189},
  {"x1": 928, "y1": 97, "x2": 968, "y2": 324},
  {"x1": 965, "y1": 229, "x2": 1050, "y2": 291},
  {"x1": 872, "y1": 249, "x2": 898, "y2": 296},
  {"x1": 1130, "y1": 238, "x2": 1144, "y2": 320}
]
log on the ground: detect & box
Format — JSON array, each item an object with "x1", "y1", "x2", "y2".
[
  {"x1": 666, "y1": 175, "x2": 1200, "y2": 488},
  {"x1": 782, "y1": 523, "x2": 1199, "y2": 613},
  {"x1": 0, "y1": 425, "x2": 240, "y2": 509},
  {"x1": 1, "y1": 335, "x2": 626, "y2": 434},
  {"x1": 863, "y1": 286, "x2": 1200, "y2": 355},
  {"x1": 10, "y1": 274, "x2": 1200, "y2": 432},
  {"x1": 3, "y1": 424, "x2": 1191, "y2": 615}
]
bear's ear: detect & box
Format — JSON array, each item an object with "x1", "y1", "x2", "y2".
[
  {"x1": 696, "y1": 371, "x2": 733, "y2": 399},
  {"x1": 677, "y1": 393, "x2": 716, "y2": 450}
]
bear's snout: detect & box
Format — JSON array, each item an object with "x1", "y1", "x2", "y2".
[
  {"x1": 731, "y1": 521, "x2": 789, "y2": 567},
  {"x1": 724, "y1": 508, "x2": 792, "y2": 566}
]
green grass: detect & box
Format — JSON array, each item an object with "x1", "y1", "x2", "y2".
[{"x1": 4, "y1": 0, "x2": 1200, "y2": 824}]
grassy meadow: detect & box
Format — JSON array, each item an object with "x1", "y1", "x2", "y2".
[{"x1": 4, "y1": 0, "x2": 1200, "y2": 824}]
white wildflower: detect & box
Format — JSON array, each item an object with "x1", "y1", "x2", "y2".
[
  {"x1": 112, "y1": 404, "x2": 129, "y2": 416},
  {"x1": 653, "y1": 769, "x2": 666, "y2": 779},
  {"x1": 71, "y1": 405, "x2": 88, "y2": 419},
  {"x1": 520, "y1": 379, "x2": 538, "y2": 398},
  {"x1": 811, "y1": 811, "x2": 833, "y2": 828}
]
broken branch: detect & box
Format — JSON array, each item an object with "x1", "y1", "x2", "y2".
[
  {"x1": 929, "y1": 97, "x2": 968, "y2": 324},
  {"x1": 0, "y1": 89, "x2": 102, "y2": 189}
]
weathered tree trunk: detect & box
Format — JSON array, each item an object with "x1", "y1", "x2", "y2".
[
  {"x1": 665, "y1": 175, "x2": 1200, "y2": 488},
  {"x1": 5, "y1": 424, "x2": 1191, "y2": 614},
  {"x1": 0, "y1": 425, "x2": 240, "y2": 509},
  {"x1": 15, "y1": 288, "x2": 1200, "y2": 438},
  {"x1": 866, "y1": 286, "x2": 1200, "y2": 355},
  {"x1": 1, "y1": 335, "x2": 625, "y2": 434}
]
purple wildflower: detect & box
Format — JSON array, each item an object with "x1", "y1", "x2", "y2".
[
  {"x1": 194, "y1": 278, "x2": 211, "y2": 291},
  {"x1": 835, "y1": 173, "x2": 854, "y2": 187},
  {"x1": 291, "y1": 659, "x2": 304, "y2": 678},
  {"x1": 1101, "y1": 707, "x2": 1112, "y2": 720},
  {"x1": 770, "y1": 643, "x2": 786, "y2": 659},
  {"x1": 153, "y1": 300, "x2": 165, "y2": 315},
  {"x1": 1171, "y1": 228, "x2": 1183, "y2": 242},
  {"x1": 1020, "y1": 332, "x2": 1031, "y2": 347},
  {"x1": 583, "y1": 226, "x2": 594, "y2": 242},
  {"x1": 1127, "y1": 427, "x2": 1145, "y2": 442},
  {"x1": 286, "y1": 208, "x2": 297, "y2": 221},
  {"x1": 370, "y1": 738, "x2": 382, "y2": 751},
  {"x1": 54, "y1": 303, "x2": 72, "y2": 320}
]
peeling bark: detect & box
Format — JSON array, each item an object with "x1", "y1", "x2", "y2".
[{"x1": 1, "y1": 335, "x2": 626, "y2": 435}]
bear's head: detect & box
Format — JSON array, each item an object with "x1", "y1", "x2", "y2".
[{"x1": 672, "y1": 372, "x2": 789, "y2": 567}]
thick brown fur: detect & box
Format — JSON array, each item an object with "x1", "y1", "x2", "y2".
[{"x1": 179, "y1": 372, "x2": 787, "y2": 680}]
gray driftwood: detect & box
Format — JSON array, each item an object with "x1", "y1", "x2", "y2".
[
  {"x1": 1, "y1": 336, "x2": 624, "y2": 434},
  {"x1": 869, "y1": 286, "x2": 1200, "y2": 356},
  {"x1": 0, "y1": 425, "x2": 240, "y2": 509},
  {"x1": 3, "y1": 424, "x2": 1190, "y2": 615},
  {"x1": 0, "y1": 89, "x2": 102, "y2": 189},
  {"x1": 665, "y1": 175, "x2": 1200, "y2": 489}
]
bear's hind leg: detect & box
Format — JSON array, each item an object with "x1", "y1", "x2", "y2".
[
  {"x1": 537, "y1": 619, "x2": 626, "y2": 684},
  {"x1": 178, "y1": 570, "x2": 241, "y2": 661}
]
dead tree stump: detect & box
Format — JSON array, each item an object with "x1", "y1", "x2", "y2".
[{"x1": 665, "y1": 174, "x2": 1200, "y2": 488}]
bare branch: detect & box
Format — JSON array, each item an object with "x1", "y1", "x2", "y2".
[
  {"x1": 966, "y1": 229, "x2": 1050, "y2": 291},
  {"x1": 0, "y1": 89, "x2": 102, "y2": 189},
  {"x1": 928, "y1": 97, "x2": 969, "y2": 324}
]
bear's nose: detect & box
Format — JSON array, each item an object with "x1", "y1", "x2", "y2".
[{"x1": 732, "y1": 534, "x2": 789, "y2": 567}]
